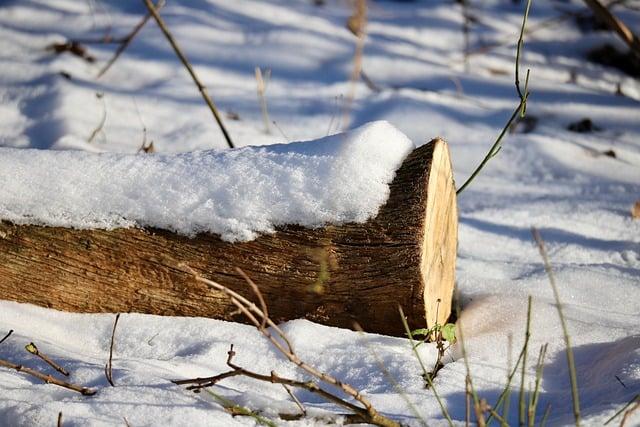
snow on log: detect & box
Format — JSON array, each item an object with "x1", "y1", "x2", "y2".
[{"x1": 0, "y1": 123, "x2": 457, "y2": 335}]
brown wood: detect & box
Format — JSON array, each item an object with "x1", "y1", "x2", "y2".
[{"x1": 0, "y1": 139, "x2": 457, "y2": 336}]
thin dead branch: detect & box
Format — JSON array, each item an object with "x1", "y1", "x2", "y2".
[
  {"x1": 25, "y1": 342, "x2": 70, "y2": 377},
  {"x1": 0, "y1": 329, "x2": 13, "y2": 346},
  {"x1": 142, "y1": 0, "x2": 235, "y2": 148},
  {"x1": 105, "y1": 313, "x2": 120, "y2": 387},
  {"x1": 46, "y1": 41, "x2": 96, "y2": 63},
  {"x1": 342, "y1": 0, "x2": 367, "y2": 128},
  {"x1": 254, "y1": 67, "x2": 272, "y2": 134},
  {"x1": 0, "y1": 358, "x2": 96, "y2": 395},
  {"x1": 88, "y1": 93, "x2": 107, "y2": 144},
  {"x1": 97, "y1": 1, "x2": 165, "y2": 78},
  {"x1": 173, "y1": 265, "x2": 399, "y2": 427},
  {"x1": 57, "y1": 412, "x2": 62, "y2": 427},
  {"x1": 605, "y1": 394, "x2": 640, "y2": 425},
  {"x1": 283, "y1": 384, "x2": 306, "y2": 417}
]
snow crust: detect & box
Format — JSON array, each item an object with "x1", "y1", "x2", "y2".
[{"x1": 0, "y1": 121, "x2": 413, "y2": 241}]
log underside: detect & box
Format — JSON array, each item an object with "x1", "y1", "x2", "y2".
[{"x1": 0, "y1": 140, "x2": 457, "y2": 336}]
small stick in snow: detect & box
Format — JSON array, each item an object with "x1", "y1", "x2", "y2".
[
  {"x1": 25, "y1": 342, "x2": 70, "y2": 377},
  {"x1": 0, "y1": 358, "x2": 96, "y2": 395},
  {"x1": 97, "y1": 0, "x2": 165, "y2": 78},
  {"x1": 0, "y1": 329, "x2": 13, "y2": 346},
  {"x1": 57, "y1": 412, "x2": 62, "y2": 427},
  {"x1": 105, "y1": 313, "x2": 120, "y2": 387},
  {"x1": 254, "y1": 67, "x2": 271, "y2": 134},
  {"x1": 604, "y1": 394, "x2": 640, "y2": 425},
  {"x1": 342, "y1": 0, "x2": 367, "y2": 129},
  {"x1": 282, "y1": 384, "x2": 306, "y2": 417},
  {"x1": 175, "y1": 344, "x2": 371, "y2": 425},
  {"x1": 142, "y1": 0, "x2": 235, "y2": 149},
  {"x1": 87, "y1": 93, "x2": 107, "y2": 144}
]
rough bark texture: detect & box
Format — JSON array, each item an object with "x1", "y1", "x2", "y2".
[{"x1": 0, "y1": 139, "x2": 457, "y2": 336}]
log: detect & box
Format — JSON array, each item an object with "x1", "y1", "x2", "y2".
[{"x1": 0, "y1": 139, "x2": 457, "y2": 336}]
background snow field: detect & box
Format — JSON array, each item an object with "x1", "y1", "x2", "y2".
[{"x1": 0, "y1": 0, "x2": 639, "y2": 426}]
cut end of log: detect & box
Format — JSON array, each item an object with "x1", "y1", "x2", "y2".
[
  {"x1": 0, "y1": 139, "x2": 458, "y2": 336},
  {"x1": 418, "y1": 139, "x2": 457, "y2": 330}
]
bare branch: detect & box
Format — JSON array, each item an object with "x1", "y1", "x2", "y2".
[
  {"x1": 0, "y1": 329, "x2": 13, "y2": 346},
  {"x1": 97, "y1": 0, "x2": 165, "y2": 78},
  {"x1": 0, "y1": 358, "x2": 96, "y2": 395},
  {"x1": 142, "y1": 0, "x2": 235, "y2": 148},
  {"x1": 25, "y1": 342, "x2": 70, "y2": 377},
  {"x1": 105, "y1": 313, "x2": 121, "y2": 387}
]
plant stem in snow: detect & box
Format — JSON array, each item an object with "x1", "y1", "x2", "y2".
[
  {"x1": 519, "y1": 296, "x2": 532, "y2": 426},
  {"x1": 0, "y1": 329, "x2": 13, "y2": 346},
  {"x1": 105, "y1": 313, "x2": 120, "y2": 387},
  {"x1": 142, "y1": 0, "x2": 235, "y2": 148},
  {"x1": 398, "y1": 306, "x2": 453, "y2": 426},
  {"x1": 456, "y1": 0, "x2": 532, "y2": 195},
  {"x1": 532, "y1": 228, "x2": 581, "y2": 426}
]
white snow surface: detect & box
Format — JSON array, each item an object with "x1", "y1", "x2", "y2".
[
  {"x1": 1, "y1": 0, "x2": 640, "y2": 426},
  {"x1": 0, "y1": 120, "x2": 413, "y2": 241}
]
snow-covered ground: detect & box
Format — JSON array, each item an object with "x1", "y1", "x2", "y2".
[{"x1": 0, "y1": 0, "x2": 639, "y2": 425}]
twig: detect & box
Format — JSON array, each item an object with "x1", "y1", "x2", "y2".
[
  {"x1": 0, "y1": 358, "x2": 96, "y2": 395},
  {"x1": 176, "y1": 344, "x2": 371, "y2": 424},
  {"x1": 342, "y1": 0, "x2": 367, "y2": 129},
  {"x1": 532, "y1": 228, "x2": 581, "y2": 426},
  {"x1": 283, "y1": 384, "x2": 306, "y2": 417},
  {"x1": 88, "y1": 93, "x2": 107, "y2": 144},
  {"x1": 519, "y1": 296, "x2": 533, "y2": 426},
  {"x1": 0, "y1": 329, "x2": 13, "y2": 345},
  {"x1": 142, "y1": 0, "x2": 234, "y2": 148},
  {"x1": 457, "y1": 313, "x2": 486, "y2": 427},
  {"x1": 254, "y1": 67, "x2": 271, "y2": 134},
  {"x1": 540, "y1": 403, "x2": 552, "y2": 427},
  {"x1": 57, "y1": 412, "x2": 62, "y2": 427},
  {"x1": 605, "y1": 394, "x2": 640, "y2": 425},
  {"x1": 487, "y1": 297, "x2": 533, "y2": 423},
  {"x1": 105, "y1": 313, "x2": 120, "y2": 387},
  {"x1": 456, "y1": 0, "x2": 532, "y2": 195},
  {"x1": 528, "y1": 343, "x2": 548, "y2": 426},
  {"x1": 97, "y1": 0, "x2": 165, "y2": 78},
  {"x1": 398, "y1": 307, "x2": 453, "y2": 426},
  {"x1": 460, "y1": 0, "x2": 471, "y2": 73},
  {"x1": 25, "y1": 342, "x2": 69, "y2": 377},
  {"x1": 174, "y1": 265, "x2": 399, "y2": 427}
]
